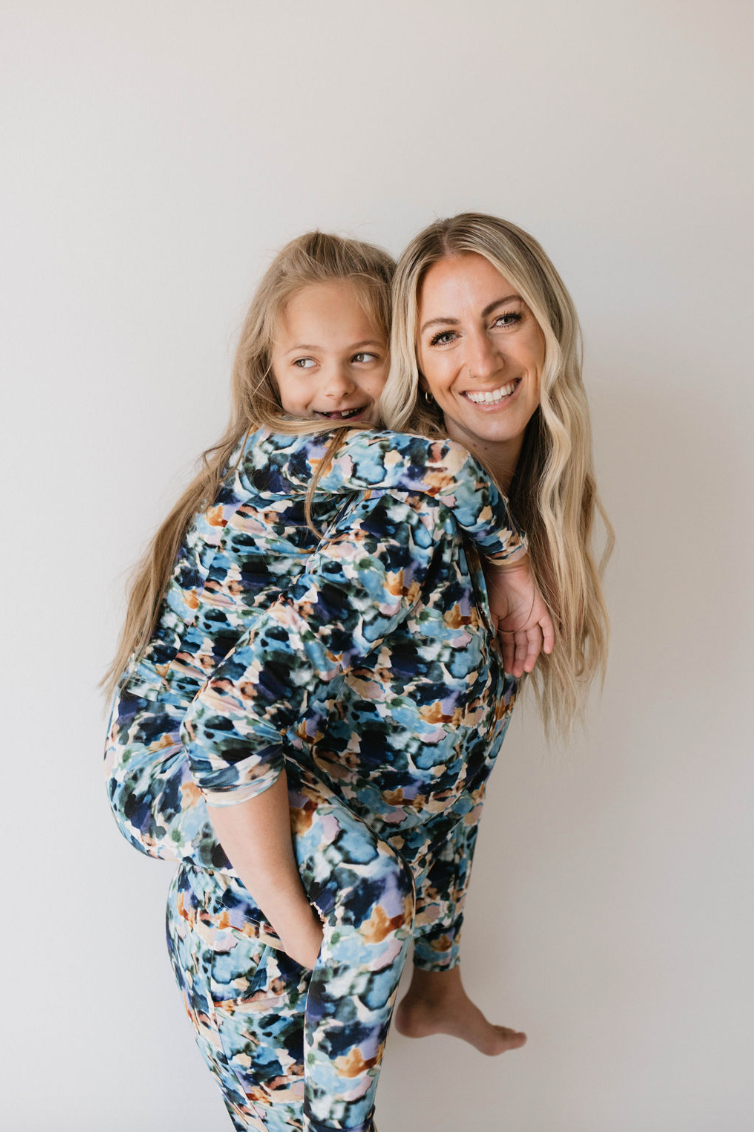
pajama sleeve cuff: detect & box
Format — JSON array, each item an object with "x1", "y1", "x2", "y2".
[{"x1": 413, "y1": 922, "x2": 464, "y2": 971}]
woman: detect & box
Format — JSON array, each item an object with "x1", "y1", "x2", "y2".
[
  {"x1": 387, "y1": 211, "x2": 615, "y2": 1045},
  {"x1": 105, "y1": 230, "x2": 547, "y2": 1132},
  {"x1": 161, "y1": 215, "x2": 610, "y2": 1130}
]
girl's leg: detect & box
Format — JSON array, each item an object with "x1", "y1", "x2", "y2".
[{"x1": 395, "y1": 965, "x2": 527, "y2": 1055}]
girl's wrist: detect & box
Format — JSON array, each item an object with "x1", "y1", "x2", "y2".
[{"x1": 486, "y1": 550, "x2": 530, "y2": 573}]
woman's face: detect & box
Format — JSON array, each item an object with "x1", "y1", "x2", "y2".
[
  {"x1": 271, "y1": 281, "x2": 388, "y2": 426},
  {"x1": 416, "y1": 253, "x2": 545, "y2": 466}
]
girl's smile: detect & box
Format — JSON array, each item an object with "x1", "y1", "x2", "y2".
[{"x1": 314, "y1": 404, "x2": 371, "y2": 421}]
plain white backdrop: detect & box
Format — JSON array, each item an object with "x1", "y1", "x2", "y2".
[{"x1": 2, "y1": 2, "x2": 752, "y2": 1129}]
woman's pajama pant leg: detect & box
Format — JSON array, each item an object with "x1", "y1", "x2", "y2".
[{"x1": 166, "y1": 766, "x2": 415, "y2": 1132}]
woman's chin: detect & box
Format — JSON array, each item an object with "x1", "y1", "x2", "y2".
[{"x1": 445, "y1": 411, "x2": 532, "y2": 450}]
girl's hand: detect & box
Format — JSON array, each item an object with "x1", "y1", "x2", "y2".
[{"x1": 483, "y1": 555, "x2": 555, "y2": 677}]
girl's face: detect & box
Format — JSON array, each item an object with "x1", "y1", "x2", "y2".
[
  {"x1": 271, "y1": 281, "x2": 388, "y2": 425},
  {"x1": 416, "y1": 253, "x2": 544, "y2": 472}
]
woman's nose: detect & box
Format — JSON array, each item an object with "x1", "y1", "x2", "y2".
[{"x1": 466, "y1": 331, "x2": 502, "y2": 382}]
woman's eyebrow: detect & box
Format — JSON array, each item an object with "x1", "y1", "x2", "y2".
[
  {"x1": 420, "y1": 294, "x2": 522, "y2": 334},
  {"x1": 481, "y1": 294, "x2": 522, "y2": 317},
  {"x1": 420, "y1": 316, "x2": 459, "y2": 333}
]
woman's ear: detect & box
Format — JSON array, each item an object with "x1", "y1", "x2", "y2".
[{"x1": 417, "y1": 370, "x2": 437, "y2": 409}]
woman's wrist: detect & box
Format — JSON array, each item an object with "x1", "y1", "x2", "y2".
[{"x1": 253, "y1": 883, "x2": 314, "y2": 929}]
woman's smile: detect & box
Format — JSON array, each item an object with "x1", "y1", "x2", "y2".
[{"x1": 461, "y1": 377, "x2": 521, "y2": 407}]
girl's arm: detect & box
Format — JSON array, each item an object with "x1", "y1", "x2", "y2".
[
  {"x1": 180, "y1": 488, "x2": 440, "y2": 957},
  {"x1": 243, "y1": 428, "x2": 528, "y2": 562},
  {"x1": 412, "y1": 799, "x2": 485, "y2": 972}
]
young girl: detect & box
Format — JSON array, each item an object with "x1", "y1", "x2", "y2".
[{"x1": 105, "y1": 232, "x2": 548, "y2": 1131}]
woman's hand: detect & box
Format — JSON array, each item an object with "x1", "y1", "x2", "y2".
[
  {"x1": 483, "y1": 554, "x2": 555, "y2": 677},
  {"x1": 276, "y1": 902, "x2": 325, "y2": 970}
]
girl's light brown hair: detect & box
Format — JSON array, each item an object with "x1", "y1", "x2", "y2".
[
  {"x1": 381, "y1": 212, "x2": 613, "y2": 737},
  {"x1": 102, "y1": 231, "x2": 394, "y2": 700}
]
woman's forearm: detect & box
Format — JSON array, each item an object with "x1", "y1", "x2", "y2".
[{"x1": 207, "y1": 771, "x2": 322, "y2": 966}]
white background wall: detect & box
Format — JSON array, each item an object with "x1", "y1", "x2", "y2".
[{"x1": 2, "y1": 2, "x2": 752, "y2": 1129}]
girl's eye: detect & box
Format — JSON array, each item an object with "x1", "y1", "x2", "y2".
[
  {"x1": 292, "y1": 357, "x2": 317, "y2": 369},
  {"x1": 492, "y1": 311, "x2": 523, "y2": 329},
  {"x1": 429, "y1": 330, "x2": 456, "y2": 347},
  {"x1": 352, "y1": 352, "x2": 378, "y2": 364}
]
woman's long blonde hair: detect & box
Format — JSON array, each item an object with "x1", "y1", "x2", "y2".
[
  {"x1": 381, "y1": 212, "x2": 613, "y2": 737},
  {"x1": 102, "y1": 231, "x2": 395, "y2": 699}
]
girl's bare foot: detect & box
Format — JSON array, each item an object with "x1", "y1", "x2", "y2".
[{"x1": 394, "y1": 966, "x2": 527, "y2": 1056}]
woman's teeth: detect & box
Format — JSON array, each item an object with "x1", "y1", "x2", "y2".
[
  {"x1": 465, "y1": 381, "x2": 518, "y2": 405},
  {"x1": 318, "y1": 406, "x2": 365, "y2": 419}
]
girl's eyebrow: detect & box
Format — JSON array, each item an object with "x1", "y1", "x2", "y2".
[
  {"x1": 347, "y1": 339, "x2": 384, "y2": 351},
  {"x1": 284, "y1": 343, "x2": 320, "y2": 354},
  {"x1": 420, "y1": 294, "x2": 522, "y2": 334},
  {"x1": 284, "y1": 338, "x2": 383, "y2": 355}
]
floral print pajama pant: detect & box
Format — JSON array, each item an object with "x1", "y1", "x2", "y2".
[{"x1": 159, "y1": 756, "x2": 415, "y2": 1131}]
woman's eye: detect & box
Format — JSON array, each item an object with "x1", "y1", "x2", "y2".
[
  {"x1": 352, "y1": 352, "x2": 378, "y2": 364},
  {"x1": 492, "y1": 311, "x2": 522, "y2": 329},
  {"x1": 293, "y1": 357, "x2": 317, "y2": 369},
  {"x1": 429, "y1": 330, "x2": 456, "y2": 347}
]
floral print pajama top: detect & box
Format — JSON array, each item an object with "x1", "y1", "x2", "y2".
[{"x1": 107, "y1": 427, "x2": 525, "y2": 970}]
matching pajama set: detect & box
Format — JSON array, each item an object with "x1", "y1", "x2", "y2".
[{"x1": 105, "y1": 428, "x2": 526, "y2": 1132}]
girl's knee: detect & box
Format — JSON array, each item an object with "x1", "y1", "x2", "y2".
[
  {"x1": 288, "y1": 769, "x2": 415, "y2": 929},
  {"x1": 322, "y1": 840, "x2": 415, "y2": 939}
]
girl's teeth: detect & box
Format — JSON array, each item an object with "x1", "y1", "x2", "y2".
[
  {"x1": 322, "y1": 407, "x2": 363, "y2": 419},
  {"x1": 466, "y1": 381, "x2": 517, "y2": 405}
]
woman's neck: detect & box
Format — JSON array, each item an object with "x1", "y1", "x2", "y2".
[{"x1": 443, "y1": 419, "x2": 523, "y2": 493}]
